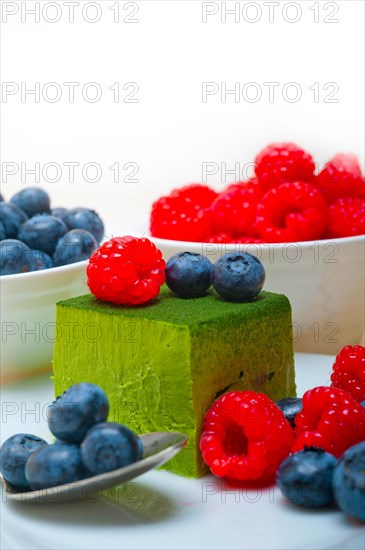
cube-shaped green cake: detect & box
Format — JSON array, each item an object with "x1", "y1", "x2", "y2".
[{"x1": 53, "y1": 287, "x2": 295, "y2": 478}]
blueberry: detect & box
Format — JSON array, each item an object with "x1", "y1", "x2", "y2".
[
  {"x1": 0, "y1": 434, "x2": 48, "y2": 489},
  {"x1": 18, "y1": 214, "x2": 68, "y2": 256},
  {"x1": 0, "y1": 202, "x2": 28, "y2": 239},
  {"x1": 165, "y1": 252, "x2": 212, "y2": 298},
  {"x1": 51, "y1": 207, "x2": 68, "y2": 219},
  {"x1": 0, "y1": 222, "x2": 6, "y2": 241},
  {"x1": 276, "y1": 447, "x2": 337, "y2": 508},
  {"x1": 29, "y1": 249, "x2": 53, "y2": 271},
  {"x1": 53, "y1": 229, "x2": 98, "y2": 267},
  {"x1": 211, "y1": 252, "x2": 265, "y2": 302},
  {"x1": 62, "y1": 208, "x2": 104, "y2": 244},
  {"x1": 53, "y1": 438, "x2": 80, "y2": 447},
  {"x1": 361, "y1": 400, "x2": 365, "y2": 408},
  {"x1": 276, "y1": 397, "x2": 303, "y2": 429},
  {"x1": 0, "y1": 239, "x2": 32, "y2": 275},
  {"x1": 48, "y1": 383, "x2": 109, "y2": 443},
  {"x1": 25, "y1": 442, "x2": 86, "y2": 490},
  {"x1": 10, "y1": 187, "x2": 50, "y2": 218},
  {"x1": 81, "y1": 422, "x2": 143, "y2": 475},
  {"x1": 333, "y1": 441, "x2": 365, "y2": 522}
]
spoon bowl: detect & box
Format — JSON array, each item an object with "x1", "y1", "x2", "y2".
[{"x1": 1, "y1": 432, "x2": 188, "y2": 503}]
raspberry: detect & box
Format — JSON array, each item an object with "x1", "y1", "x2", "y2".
[
  {"x1": 330, "y1": 345, "x2": 365, "y2": 402},
  {"x1": 327, "y1": 197, "x2": 365, "y2": 238},
  {"x1": 207, "y1": 232, "x2": 234, "y2": 243},
  {"x1": 256, "y1": 182, "x2": 328, "y2": 242},
  {"x1": 291, "y1": 431, "x2": 331, "y2": 454},
  {"x1": 317, "y1": 154, "x2": 365, "y2": 203},
  {"x1": 200, "y1": 390, "x2": 294, "y2": 483},
  {"x1": 206, "y1": 234, "x2": 263, "y2": 244},
  {"x1": 150, "y1": 184, "x2": 217, "y2": 242},
  {"x1": 294, "y1": 386, "x2": 365, "y2": 457},
  {"x1": 169, "y1": 183, "x2": 218, "y2": 205},
  {"x1": 210, "y1": 180, "x2": 262, "y2": 236},
  {"x1": 255, "y1": 143, "x2": 315, "y2": 191},
  {"x1": 86, "y1": 236, "x2": 165, "y2": 306},
  {"x1": 232, "y1": 236, "x2": 263, "y2": 244}
]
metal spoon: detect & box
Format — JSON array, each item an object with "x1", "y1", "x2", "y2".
[{"x1": 1, "y1": 432, "x2": 188, "y2": 503}]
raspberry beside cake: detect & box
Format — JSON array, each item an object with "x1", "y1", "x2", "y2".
[{"x1": 52, "y1": 285, "x2": 295, "y2": 478}]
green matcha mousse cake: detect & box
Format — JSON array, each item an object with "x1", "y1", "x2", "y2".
[{"x1": 53, "y1": 286, "x2": 295, "y2": 478}]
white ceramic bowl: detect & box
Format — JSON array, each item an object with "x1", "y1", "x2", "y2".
[
  {"x1": 0, "y1": 261, "x2": 89, "y2": 383},
  {"x1": 139, "y1": 223, "x2": 365, "y2": 355}
]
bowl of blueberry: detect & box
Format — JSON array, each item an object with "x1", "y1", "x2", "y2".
[
  {"x1": 146, "y1": 143, "x2": 365, "y2": 354},
  {"x1": 0, "y1": 187, "x2": 105, "y2": 382}
]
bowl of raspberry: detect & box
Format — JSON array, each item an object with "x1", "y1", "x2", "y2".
[
  {"x1": 147, "y1": 143, "x2": 365, "y2": 354},
  {"x1": 0, "y1": 187, "x2": 105, "y2": 383}
]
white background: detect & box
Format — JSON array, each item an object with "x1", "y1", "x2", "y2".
[{"x1": 1, "y1": 0, "x2": 364, "y2": 230}]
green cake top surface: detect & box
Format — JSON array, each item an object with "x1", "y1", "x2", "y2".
[{"x1": 57, "y1": 286, "x2": 291, "y2": 327}]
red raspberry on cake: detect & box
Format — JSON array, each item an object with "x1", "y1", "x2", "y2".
[
  {"x1": 327, "y1": 197, "x2": 365, "y2": 238},
  {"x1": 150, "y1": 184, "x2": 218, "y2": 242},
  {"x1": 86, "y1": 236, "x2": 166, "y2": 306},
  {"x1": 317, "y1": 153, "x2": 365, "y2": 203},
  {"x1": 200, "y1": 390, "x2": 294, "y2": 483},
  {"x1": 294, "y1": 386, "x2": 365, "y2": 457},
  {"x1": 256, "y1": 181, "x2": 328, "y2": 242},
  {"x1": 210, "y1": 179, "x2": 263, "y2": 236},
  {"x1": 330, "y1": 345, "x2": 365, "y2": 402},
  {"x1": 255, "y1": 142, "x2": 315, "y2": 191}
]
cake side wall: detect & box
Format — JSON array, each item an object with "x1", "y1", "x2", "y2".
[
  {"x1": 53, "y1": 304, "x2": 197, "y2": 477},
  {"x1": 52, "y1": 291, "x2": 295, "y2": 483},
  {"x1": 189, "y1": 293, "x2": 296, "y2": 477}
]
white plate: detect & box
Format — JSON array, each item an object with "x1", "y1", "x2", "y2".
[{"x1": 1, "y1": 353, "x2": 364, "y2": 550}]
